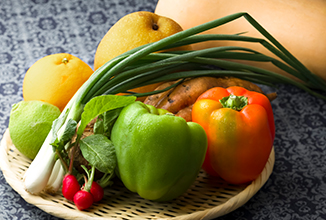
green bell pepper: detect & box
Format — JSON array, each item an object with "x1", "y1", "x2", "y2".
[{"x1": 111, "y1": 101, "x2": 207, "y2": 202}]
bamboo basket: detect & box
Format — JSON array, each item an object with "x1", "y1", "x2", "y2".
[{"x1": 0, "y1": 129, "x2": 275, "y2": 220}]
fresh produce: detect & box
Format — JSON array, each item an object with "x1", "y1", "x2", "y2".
[
  {"x1": 44, "y1": 159, "x2": 65, "y2": 195},
  {"x1": 8, "y1": 100, "x2": 61, "y2": 159},
  {"x1": 89, "y1": 182, "x2": 104, "y2": 203},
  {"x1": 94, "y1": 11, "x2": 190, "y2": 70},
  {"x1": 72, "y1": 166, "x2": 100, "y2": 210},
  {"x1": 23, "y1": 11, "x2": 326, "y2": 197},
  {"x1": 64, "y1": 164, "x2": 105, "y2": 210},
  {"x1": 94, "y1": 11, "x2": 191, "y2": 99},
  {"x1": 62, "y1": 131, "x2": 110, "y2": 207},
  {"x1": 73, "y1": 189, "x2": 94, "y2": 211},
  {"x1": 62, "y1": 174, "x2": 80, "y2": 201},
  {"x1": 23, "y1": 53, "x2": 94, "y2": 111},
  {"x1": 57, "y1": 95, "x2": 134, "y2": 207},
  {"x1": 144, "y1": 76, "x2": 277, "y2": 121},
  {"x1": 110, "y1": 101, "x2": 207, "y2": 201},
  {"x1": 192, "y1": 86, "x2": 275, "y2": 184},
  {"x1": 155, "y1": 0, "x2": 326, "y2": 81}
]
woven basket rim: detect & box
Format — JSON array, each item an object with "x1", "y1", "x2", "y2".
[{"x1": 0, "y1": 129, "x2": 275, "y2": 220}]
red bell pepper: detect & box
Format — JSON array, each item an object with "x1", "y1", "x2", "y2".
[{"x1": 192, "y1": 86, "x2": 275, "y2": 184}]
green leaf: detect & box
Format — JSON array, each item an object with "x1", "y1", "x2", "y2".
[
  {"x1": 50, "y1": 110, "x2": 68, "y2": 145},
  {"x1": 94, "y1": 108, "x2": 122, "y2": 137},
  {"x1": 60, "y1": 119, "x2": 77, "y2": 141},
  {"x1": 93, "y1": 119, "x2": 104, "y2": 135},
  {"x1": 77, "y1": 95, "x2": 136, "y2": 136},
  {"x1": 79, "y1": 134, "x2": 117, "y2": 174},
  {"x1": 50, "y1": 109, "x2": 77, "y2": 151}
]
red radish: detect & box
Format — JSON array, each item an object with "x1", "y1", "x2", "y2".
[
  {"x1": 90, "y1": 182, "x2": 104, "y2": 202},
  {"x1": 73, "y1": 190, "x2": 94, "y2": 210},
  {"x1": 62, "y1": 174, "x2": 80, "y2": 201}
]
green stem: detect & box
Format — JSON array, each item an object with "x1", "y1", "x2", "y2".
[
  {"x1": 81, "y1": 13, "x2": 247, "y2": 104},
  {"x1": 220, "y1": 94, "x2": 248, "y2": 110},
  {"x1": 98, "y1": 172, "x2": 115, "y2": 189},
  {"x1": 242, "y1": 13, "x2": 326, "y2": 90},
  {"x1": 82, "y1": 165, "x2": 95, "y2": 192},
  {"x1": 55, "y1": 149, "x2": 68, "y2": 174}
]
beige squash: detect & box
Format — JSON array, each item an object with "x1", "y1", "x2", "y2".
[{"x1": 155, "y1": 0, "x2": 326, "y2": 81}]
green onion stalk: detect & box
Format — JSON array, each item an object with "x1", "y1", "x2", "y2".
[{"x1": 23, "y1": 12, "x2": 326, "y2": 194}]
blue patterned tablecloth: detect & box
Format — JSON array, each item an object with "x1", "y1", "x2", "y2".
[{"x1": 1, "y1": 0, "x2": 326, "y2": 219}]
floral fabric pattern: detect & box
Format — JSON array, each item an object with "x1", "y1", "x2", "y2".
[{"x1": 1, "y1": 0, "x2": 326, "y2": 219}]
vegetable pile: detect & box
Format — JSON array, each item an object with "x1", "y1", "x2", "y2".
[{"x1": 8, "y1": 11, "x2": 326, "y2": 211}]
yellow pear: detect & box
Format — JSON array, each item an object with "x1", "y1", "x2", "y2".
[{"x1": 94, "y1": 11, "x2": 191, "y2": 99}]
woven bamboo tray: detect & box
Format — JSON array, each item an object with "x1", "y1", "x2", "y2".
[{"x1": 0, "y1": 128, "x2": 275, "y2": 220}]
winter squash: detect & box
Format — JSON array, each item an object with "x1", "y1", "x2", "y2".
[{"x1": 155, "y1": 0, "x2": 326, "y2": 81}]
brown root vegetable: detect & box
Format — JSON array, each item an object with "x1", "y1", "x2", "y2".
[
  {"x1": 145, "y1": 76, "x2": 264, "y2": 113},
  {"x1": 144, "y1": 76, "x2": 277, "y2": 121},
  {"x1": 143, "y1": 81, "x2": 176, "y2": 106},
  {"x1": 265, "y1": 92, "x2": 278, "y2": 102},
  {"x1": 175, "y1": 104, "x2": 193, "y2": 122}
]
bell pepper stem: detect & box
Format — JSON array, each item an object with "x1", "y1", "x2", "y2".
[{"x1": 220, "y1": 94, "x2": 248, "y2": 111}]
